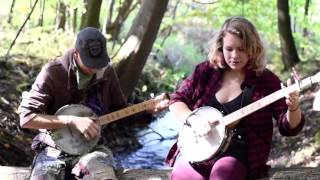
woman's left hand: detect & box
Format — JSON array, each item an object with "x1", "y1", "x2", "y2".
[
  {"x1": 285, "y1": 78, "x2": 300, "y2": 112},
  {"x1": 286, "y1": 91, "x2": 300, "y2": 111}
]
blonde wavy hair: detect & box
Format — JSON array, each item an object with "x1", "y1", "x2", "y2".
[{"x1": 208, "y1": 16, "x2": 266, "y2": 74}]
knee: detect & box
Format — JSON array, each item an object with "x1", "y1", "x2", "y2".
[
  {"x1": 171, "y1": 168, "x2": 186, "y2": 180},
  {"x1": 210, "y1": 157, "x2": 247, "y2": 180},
  {"x1": 72, "y1": 151, "x2": 116, "y2": 180},
  {"x1": 30, "y1": 163, "x2": 65, "y2": 179},
  {"x1": 171, "y1": 164, "x2": 204, "y2": 180}
]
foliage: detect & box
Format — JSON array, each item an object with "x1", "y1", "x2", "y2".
[
  {"x1": 1, "y1": 0, "x2": 320, "y2": 93},
  {"x1": 155, "y1": 0, "x2": 320, "y2": 79},
  {"x1": 0, "y1": 25, "x2": 74, "y2": 66},
  {"x1": 154, "y1": 34, "x2": 205, "y2": 72},
  {"x1": 135, "y1": 59, "x2": 187, "y2": 99},
  {"x1": 315, "y1": 130, "x2": 320, "y2": 146}
]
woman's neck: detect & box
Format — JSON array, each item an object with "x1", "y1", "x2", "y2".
[{"x1": 223, "y1": 69, "x2": 245, "y2": 83}]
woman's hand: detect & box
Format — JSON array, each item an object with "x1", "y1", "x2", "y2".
[
  {"x1": 285, "y1": 78, "x2": 300, "y2": 112},
  {"x1": 286, "y1": 91, "x2": 300, "y2": 112},
  {"x1": 187, "y1": 114, "x2": 219, "y2": 137},
  {"x1": 68, "y1": 116, "x2": 100, "y2": 140},
  {"x1": 284, "y1": 77, "x2": 302, "y2": 129}
]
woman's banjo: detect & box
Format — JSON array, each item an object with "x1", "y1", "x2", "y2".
[{"x1": 177, "y1": 72, "x2": 320, "y2": 163}]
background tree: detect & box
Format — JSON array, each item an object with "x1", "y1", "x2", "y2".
[
  {"x1": 37, "y1": 0, "x2": 45, "y2": 26},
  {"x1": 55, "y1": 1, "x2": 67, "y2": 30},
  {"x1": 277, "y1": 0, "x2": 300, "y2": 70},
  {"x1": 114, "y1": 0, "x2": 169, "y2": 98},
  {"x1": 80, "y1": 0, "x2": 103, "y2": 29},
  {"x1": 7, "y1": 0, "x2": 16, "y2": 24},
  {"x1": 72, "y1": 7, "x2": 78, "y2": 33},
  {"x1": 105, "y1": 0, "x2": 139, "y2": 44},
  {"x1": 303, "y1": 0, "x2": 310, "y2": 38}
]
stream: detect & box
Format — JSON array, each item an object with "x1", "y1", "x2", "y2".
[{"x1": 114, "y1": 110, "x2": 183, "y2": 169}]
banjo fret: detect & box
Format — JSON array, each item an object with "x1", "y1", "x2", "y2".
[{"x1": 99, "y1": 100, "x2": 155, "y2": 125}]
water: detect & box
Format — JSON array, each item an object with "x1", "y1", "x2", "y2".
[{"x1": 115, "y1": 110, "x2": 183, "y2": 169}]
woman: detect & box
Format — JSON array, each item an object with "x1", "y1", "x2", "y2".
[{"x1": 166, "y1": 16, "x2": 304, "y2": 180}]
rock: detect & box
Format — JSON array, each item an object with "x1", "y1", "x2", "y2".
[{"x1": 0, "y1": 166, "x2": 319, "y2": 180}]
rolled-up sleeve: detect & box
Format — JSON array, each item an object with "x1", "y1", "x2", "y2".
[
  {"x1": 267, "y1": 73, "x2": 305, "y2": 136},
  {"x1": 18, "y1": 66, "x2": 53, "y2": 127},
  {"x1": 170, "y1": 75, "x2": 194, "y2": 106}
]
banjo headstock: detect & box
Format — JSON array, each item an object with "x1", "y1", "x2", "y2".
[{"x1": 311, "y1": 72, "x2": 320, "y2": 84}]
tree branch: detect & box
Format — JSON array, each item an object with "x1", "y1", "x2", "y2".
[{"x1": 5, "y1": 0, "x2": 39, "y2": 61}]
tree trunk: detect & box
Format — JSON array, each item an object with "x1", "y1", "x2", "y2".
[
  {"x1": 114, "y1": 0, "x2": 169, "y2": 99},
  {"x1": 80, "y1": 0, "x2": 103, "y2": 29},
  {"x1": 55, "y1": 1, "x2": 67, "y2": 30},
  {"x1": 72, "y1": 8, "x2": 78, "y2": 33},
  {"x1": 277, "y1": 0, "x2": 300, "y2": 70},
  {"x1": 104, "y1": 0, "x2": 115, "y2": 34},
  {"x1": 37, "y1": 0, "x2": 45, "y2": 26},
  {"x1": 8, "y1": 0, "x2": 16, "y2": 24},
  {"x1": 5, "y1": 0, "x2": 39, "y2": 60},
  {"x1": 105, "y1": 0, "x2": 138, "y2": 43},
  {"x1": 303, "y1": 0, "x2": 310, "y2": 38}
]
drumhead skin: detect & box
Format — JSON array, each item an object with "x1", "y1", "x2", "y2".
[
  {"x1": 52, "y1": 104, "x2": 100, "y2": 155},
  {"x1": 177, "y1": 106, "x2": 227, "y2": 162}
]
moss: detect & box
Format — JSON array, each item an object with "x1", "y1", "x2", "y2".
[{"x1": 315, "y1": 131, "x2": 320, "y2": 146}]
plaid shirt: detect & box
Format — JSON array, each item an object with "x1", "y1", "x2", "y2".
[{"x1": 167, "y1": 60, "x2": 305, "y2": 178}]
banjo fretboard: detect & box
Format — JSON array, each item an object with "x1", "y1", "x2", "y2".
[
  {"x1": 223, "y1": 75, "x2": 316, "y2": 126},
  {"x1": 98, "y1": 99, "x2": 157, "y2": 125}
]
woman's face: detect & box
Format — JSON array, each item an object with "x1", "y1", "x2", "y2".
[{"x1": 222, "y1": 32, "x2": 249, "y2": 71}]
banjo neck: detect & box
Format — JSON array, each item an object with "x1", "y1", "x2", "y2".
[
  {"x1": 223, "y1": 74, "x2": 317, "y2": 126},
  {"x1": 97, "y1": 98, "x2": 160, "y2": 125}
]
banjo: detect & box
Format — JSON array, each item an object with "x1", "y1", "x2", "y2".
[
  {"x1": 51, "y1": 93, "x2": 169, "y2": 155},
  {"x1": 177, "y1": 72, "x2": 320, "y2": 163}
]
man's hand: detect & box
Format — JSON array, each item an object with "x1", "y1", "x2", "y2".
[
  {"x1": 147, "y1": 93, "x2": 170, "y2": 114},
  {"x1": 68, "y1": 116, "x2": 100, "y2": 140}
]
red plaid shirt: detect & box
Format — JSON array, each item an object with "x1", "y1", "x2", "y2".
[{"x1": 167, "y1": 60, "x2": 305, "y2": 178}]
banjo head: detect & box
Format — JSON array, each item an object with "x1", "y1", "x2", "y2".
[
  {"x1": 52, "y1": 104, "x2": 100, "y2": 155},
  {"x1": 177, "y1": 106, "x2": 226, "y2": 163}
]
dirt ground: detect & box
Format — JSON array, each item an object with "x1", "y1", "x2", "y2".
[{"x1": 0, "y1": 59, "x2": 319, "y2": 167}]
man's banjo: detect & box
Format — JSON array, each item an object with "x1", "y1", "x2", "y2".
[{"x1": 51, "y1": 94, "x2": 169, "y2": 155}]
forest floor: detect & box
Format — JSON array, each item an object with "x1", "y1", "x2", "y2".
[{"x1": 0, "y1": 57, "x2": 319, "y2": 168}]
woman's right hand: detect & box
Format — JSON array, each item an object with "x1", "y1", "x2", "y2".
[
  {"x1": 68, "y1": 116, "x2": 100, "y2": 140},
  {"x1": 187, "y1": 114, "x2": 219, "y2": 137}
]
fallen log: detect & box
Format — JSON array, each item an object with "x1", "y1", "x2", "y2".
[{"x1": 0, "y1": 166, "x2": 319, "y2": 180}]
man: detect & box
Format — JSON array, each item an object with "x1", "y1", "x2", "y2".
[{"x1": 18, "y1": 27, "x2": 168, "y2": 179}]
